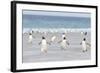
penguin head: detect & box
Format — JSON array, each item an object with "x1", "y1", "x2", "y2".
[
  {"x1": 83, "y1": 38, "x2": 86, "y2": 41},
  {"x1": 63, "y1": 37, "x2": 66, "y2": 40},
  {"x1": 42, "y1": 36, "x2": 45, "y2": 39}
]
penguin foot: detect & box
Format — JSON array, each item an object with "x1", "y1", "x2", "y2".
[
  {"x1": 82, "y1": 50, "x2": 87, "y2": 52},
  {"x1": 41, "y1": 50, "x2": 47, "y2": 54},
  {"x1": 44, "y1": 50, "x2": 47, "y2": 53},
  {"x1": 61, "y1": 48, "x2": 66, "y2": 51},
  {"x1": 82, "y1": 50, "x2": 85, "y2": 52}
]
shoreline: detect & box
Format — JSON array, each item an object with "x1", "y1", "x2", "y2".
[{"x1": 23, "y1": 28, "x2": 91, "y2": 33}]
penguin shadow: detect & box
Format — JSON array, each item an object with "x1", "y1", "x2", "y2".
[
  {"x1": 27, "y1": 42, "x2": 33, "y2": 48},
  {"x1": 39, "y1": 51, "x2": 48, "y2": 56}
]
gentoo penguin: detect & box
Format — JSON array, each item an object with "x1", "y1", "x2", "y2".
[
  {"x1": 51, "y1": 36, "x2": 56, "y2": 43},
  {"x1": 28, "y1": 33, "x2": 33, "y2": 43},
  {"x1": 39, "y1": 36, "x2": 50, "y2": 53},
  {"x1": 58, "y1": 37, "x2": 69, "y2": 50},
  {"x1": 80, "y1": 38, "x2": 91, "y2": 52}
]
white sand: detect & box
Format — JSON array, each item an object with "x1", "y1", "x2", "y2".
[{"x1": 22, "y1": 32, "x2": 91, "y2": 63}]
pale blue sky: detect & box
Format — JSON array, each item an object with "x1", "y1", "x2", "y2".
[{"x1": 23, "y1": 10, "x2": 90, "y2": 18}]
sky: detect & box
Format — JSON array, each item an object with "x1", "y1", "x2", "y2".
[{"x1": 23, "y1": 10, "x2": 90, "y2": 18}]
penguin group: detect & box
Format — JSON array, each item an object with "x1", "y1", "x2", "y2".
[{"x1": 27, "y1": 31, "x2": 91, "y2": 54}]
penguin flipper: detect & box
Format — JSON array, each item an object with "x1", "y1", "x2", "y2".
[{"x1": 38, "y1": 42, "x2": 41, "y2": 45}]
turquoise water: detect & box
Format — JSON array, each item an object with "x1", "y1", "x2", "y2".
[{"x1": 22, "y1": 11, "x2": 90, "y2": 29}]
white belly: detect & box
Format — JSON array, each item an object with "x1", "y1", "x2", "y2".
[
  {"x1": 82, "y1": 41, "x2": 86, "y2": 51},
  {"x1": 41, "y1": 40, "x2": 47, "y2": 51},
  {"x1": 61, "y1": 40, "x2": 67, "y2": 48},
  {"x1": 28, "y1": 35, "x2": 33, "y2": 42}
]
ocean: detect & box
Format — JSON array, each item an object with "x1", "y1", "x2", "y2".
[{"x1": 22, "y1": 11, "x2": 91, "y2": 33}]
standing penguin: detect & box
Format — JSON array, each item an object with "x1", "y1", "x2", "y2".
[
  {"x1": 28, "y1": 33, "x2": 33, "y2": 44},
  {"x1": 58, "y1": 37, "x2": 69, "y2": 50},
  {"x1": 80, "y1": 38, "x2": 91, "y2": 52},
  {"x1": 39, "y1": 36, "x2": 50, "y2": 53}
]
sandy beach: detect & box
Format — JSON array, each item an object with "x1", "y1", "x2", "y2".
[{"x1": 22, "y1": 32, "x2": 91, "y2": 63}]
